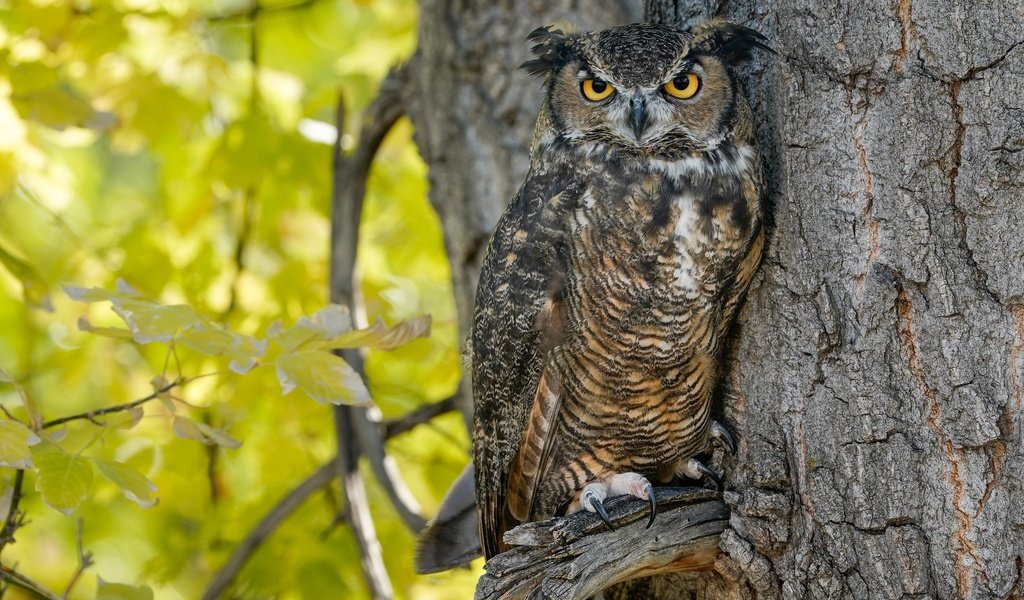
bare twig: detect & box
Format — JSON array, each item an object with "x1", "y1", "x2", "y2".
[
  {"x1": 61, "y1": 518, "x2": 94, "y2": 598},
  {"x1": 0, "y1": 471, "x2": 25, "y2": 557},
  {"x1": 0, "y1": 565, "x2": 60, "y2": 600},
  {"x1": 201, "y1": 458, "x2": 339, "y2": 600},
  {"x1": 40, "y1": 379, "x2": 184, "y2": 430},
  {"x1": 380, "y1": 397, "x2": 457, "y2": 440},
  {"x1": 475, "y1": 488, "x2": 729, "y2": 600}
]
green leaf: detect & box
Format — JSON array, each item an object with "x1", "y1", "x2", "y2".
[
  {"x1": 0, "y1": 420, "x2": 40, "y2": 469},
  {"x1": 31, "y1": 442, "x2": 93, "y2": 515},
  {"x1": 94, "y1": 458, "x2": 157, "y2": 508},
  {"x1": 171, "y1": 416, "x2": 242, "y2": 449},
  {"x1": 0, "y1": 241, "x2": 52, "y2": 311},
  {"x1": 275, "y1": 350, "x2": 371, "y2": 405},
  {"x1": 96, "y1": 579, "x2": 154, "y2": 600},
  {"x1": 323, "y1": 315, "x2": 431, "y2": 351}
]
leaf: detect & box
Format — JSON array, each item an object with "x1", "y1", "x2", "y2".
[
  {"x1": 0, "y1": 420, "x2": 40, "y2": 469},
  {"x1": 323, "y1": 315, "x2": 432, "y2": 351},
  {"x1": 77, "y1": 316, "x2": 133, "y2": 339},
  {"x1": 0, "y1": 242, "x2": 52, "y2": 311},
  {"x1": 275, "y1": 350, "x2": 371, "y2": 405},
  {"x1": 112, "y1": 298, "x2": 203, "y2": 344},
  {"x1": 31, "y1": 442, "x2": 93, "y2": 515},
  {"x1": 0, "y1": 368, "x2": 11, "y2": 383},
  {"x1": 96, "y1": 579, "x2": 154, "y2": 600},
  {"x1": 269, "y1": 304, "x2": 353, "y2": 352},
  {"x1": 171, "y1": 416, "x2": 242, "y2": 449},
  {"x1": 112, "y1": 406, "x2": 145, "y2": 430},
  {"x1": 94, "y1": 458, "x2": 157, "y2": 508},
  {"x1": 176, "y1": 326, "x2": 266, "y2": 374}
]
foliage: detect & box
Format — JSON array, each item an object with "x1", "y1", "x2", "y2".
[{"x1": 0, "y1": 0, "x2": 475, "y2": 597}]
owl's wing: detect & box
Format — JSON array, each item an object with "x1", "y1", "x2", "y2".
[{"x1": 472, "y1": 168, "x2": 574, "y2": 559}]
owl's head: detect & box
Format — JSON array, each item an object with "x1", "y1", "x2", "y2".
[{"x1": 523, "y1": 21, "x2": 773, "y2": 158}]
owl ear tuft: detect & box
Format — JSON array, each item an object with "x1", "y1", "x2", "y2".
[
  {"x1": 690, "y1": 19, "x2": 776, "y2": 65},
  {"x1": 521, "y1": 23, "x2": 576, "y2": 79}
]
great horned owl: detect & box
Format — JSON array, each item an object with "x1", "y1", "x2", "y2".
[{"x1": 416, "y1": 20, "x2": 773, "y2": 572}]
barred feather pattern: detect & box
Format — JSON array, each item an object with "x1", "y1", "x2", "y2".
[{"x1": 472, "y1": 113, "x2": 765, "y2": 556}]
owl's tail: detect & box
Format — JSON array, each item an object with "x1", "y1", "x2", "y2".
[{"x1": 415, "y1": 464, "x2": 482, "y2": 574}]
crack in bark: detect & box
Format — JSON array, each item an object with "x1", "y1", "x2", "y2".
[
  {"x1": 895, "y1": 287, "x2": 986, "y2": 597},
  {"x1": 983, "y1": 307, "x2": 1024, "y2": 518},
  {"x1": 946, "y1": 79, "x2": 999, "y2": 305},
  {"x1": 892, "y1": 0, "x2": 916, "y2": 72}
]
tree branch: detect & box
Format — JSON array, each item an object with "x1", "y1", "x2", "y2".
[
  {"x1": 0, "y1": 470, "x2": 25, "y2": 557},
  {"x1": 201, "y1": 458, "x2": 339, "y2": 600},
  {"x1": 475, "y1": 488, "x2": 729, "y2": 600},
  {"x1": 380, "y1": 396, "x2": 456, "y2": 440},
  {"x1": 328, "y1": 67, "x2": 409, "y2": 599},
  {"x1": 0, "y1": 565, "x2": 61, "y2": 600},
  {"x1": 40, "y1": 379, "x2": 184, "y2": 430}
]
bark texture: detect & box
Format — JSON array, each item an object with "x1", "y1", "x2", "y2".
[{"x1": 406, "y1": 0, "x2": 1024, "y2": 597}]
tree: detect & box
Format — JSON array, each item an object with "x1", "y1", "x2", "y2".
[{"x1": 407, "y1": 0, "x2": 1024, "y2": 597}]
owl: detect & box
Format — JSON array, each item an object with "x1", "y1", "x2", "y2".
[{"x1": 417, "y1": 20, "x2": 773, "y2": 572}]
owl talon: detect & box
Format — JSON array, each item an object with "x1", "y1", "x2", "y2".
[
  {"x1": 711, "y1": 421, "x2": 737, "y2": 455},
  {"x1": 681, "y1": 458, "x2": 724, "y2": 491},
  {"x1": 582, "y1": 488, "x2": 616, "y2": 531},
  {"x1": 644, "y1": 482, "x2": 657, "y2": 528}
]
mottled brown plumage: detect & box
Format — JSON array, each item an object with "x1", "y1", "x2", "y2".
[{"x1": 472, "y1": 20, "x2": 772, "y2": 560}]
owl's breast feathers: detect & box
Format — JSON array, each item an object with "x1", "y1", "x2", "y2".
[{"x1": 472, "y1": 139, "x2": 765, "y2": 557}]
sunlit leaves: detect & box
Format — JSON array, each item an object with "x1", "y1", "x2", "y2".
[
  {"x1": 0, "y1": 420, "x2": 40, "y2": 468},
  {"x1": 96, "y1": 579, "x2": 155, "y2": 600},
  {"x1": 268, "y1": 305, "x2": 430, "y2": 404},
  {"x1": 95, "y1": 459, "x2": 157, "y2": 509},
  {"x1": 66, "y1": 280, "x2": 267, "y2": 373},
  {"x1": 31, "y1": 442, "x2": 93, "y2": 515}
]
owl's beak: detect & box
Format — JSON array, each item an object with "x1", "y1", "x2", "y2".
[{"x1": 628, "y1": 97, "x2": 648, "y2": 141}]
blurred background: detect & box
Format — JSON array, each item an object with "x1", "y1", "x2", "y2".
[{"x1": 0, "y1": 0, "x2": 476, "y2": 597}]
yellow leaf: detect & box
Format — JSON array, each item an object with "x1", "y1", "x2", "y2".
[
  {"x1": 77, "y1": 316, "x2": 132, "y2": 339},
  {"x1": 94, "y1": 458, "x2": 157, "y2": 508},
  {"x1": 96, "y1": 579, "x2": 154, "y2": 600},
  {"x1": 0, "y1": 420, "x2": 40, "y2": 469},
  {"x1": 171, "y1": 416, "x2": 241, "y2": 449},
  {"x1": 275, "y1": 350, "x2": 371, "y2": 405},
  {"x1": 323, "y1": 315, "x2": 432, "y2": 351},
  {"x1": 31, "y1": 442, "x2": 93, "y2": 515}
]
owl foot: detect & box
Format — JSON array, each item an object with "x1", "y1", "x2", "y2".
[
  {"x1": 680, "y1": 458, "x2": 724, "y2": 491},
  {"x1": 574, "y1": 472, "x2": 657, "y2": 531},
  {"x1": 710, "y1": 420, "x2": 737, "y2": 455}
]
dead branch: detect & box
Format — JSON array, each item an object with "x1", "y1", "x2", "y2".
[
  {"x1": 201, "y1": 458, "x2": 339, "y2": 600},
  {"x1": 380, "y1": 396, "x2": 456, "y2": 440},
  {"x1": 328, "y1": 66, "x2": 411, "y2": 599},
  {"x1": 475, "y1": 488, "x2": 729, "y2": 600}
]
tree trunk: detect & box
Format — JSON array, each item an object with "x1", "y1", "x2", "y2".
[{"x1": 407, "y1": 0, "x2": 1024, "y2": 597}]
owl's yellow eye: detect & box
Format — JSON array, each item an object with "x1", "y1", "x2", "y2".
[
  {"x1": 580, "y1": 78, "x2": 615, "y2": 102},
  {"x1": 663, "y1": 73, "x2": 701, "y2": 99}
]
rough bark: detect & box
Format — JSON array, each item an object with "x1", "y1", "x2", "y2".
[{"x1": 406, "y1": 0, "x2": 1024, "y2": 598}]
